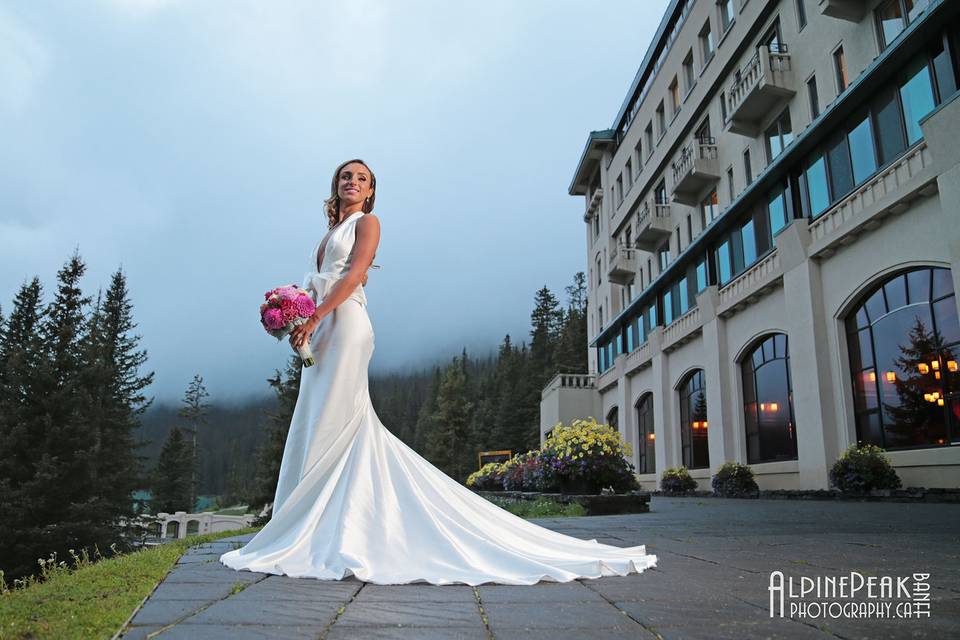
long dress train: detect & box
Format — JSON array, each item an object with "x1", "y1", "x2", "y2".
[{"x1": 220, "y1": 209, "x2": 658, "y2": 585}]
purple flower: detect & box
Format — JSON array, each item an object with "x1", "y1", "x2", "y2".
[
  {"x1": 295, "y1": 295, "x2": 316, "y2": 316},
  {"x1": 262, "y1": 308, "x2": 285, "y2": 330}
]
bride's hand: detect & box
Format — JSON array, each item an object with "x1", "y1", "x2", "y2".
[{"x1": 289, "y1": 315, "x2": 321, "y2": 350}]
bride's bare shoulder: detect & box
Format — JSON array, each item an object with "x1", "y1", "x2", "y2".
[{"x1": 358, "y1": 213, "x2": 381, "y2": 231}]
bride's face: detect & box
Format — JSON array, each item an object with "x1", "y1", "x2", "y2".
[{"x1": 337, "y1": 163, "x2": 374, "y2": 208}]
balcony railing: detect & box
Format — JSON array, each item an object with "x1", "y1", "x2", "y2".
[
  {"x1": 671, "y1": 137, "x2": 720, "y2": 206},
  {"x1": 726, "y1": 44, "x2": 795, "y2": 136},
  {"x1": 818, "y1": 0, "x2": 868, "y2": 21},
  {"x1": 717, "y1": 249, "x2": 783, "y2": 318},
  {"x1": 808, "y1": 141, "x2": 936, "y2": 258},
  {"x1": 636, "y1": 198, "x2": 673, "y2": 251},
  {"x1": 608, "y1": 243, "x2": 639, "y2": 285},
  {"x1": 662, "y1": 305, "x2": 702, "y2": 353},
  {"x1": 584, "y1": 187, "x2": 603, "y2": 221},
  {"x1": 540, "y1": 372, "x2": 595, "y2": 400}
]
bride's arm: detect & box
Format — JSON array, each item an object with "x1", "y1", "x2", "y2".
[{"x1": 312, "y1": 214, "x2": 380, "y2": 319}]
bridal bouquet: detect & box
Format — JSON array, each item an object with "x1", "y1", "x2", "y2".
[{"x1": 260, "y1": 284, "x2": 318, "y2": 367}]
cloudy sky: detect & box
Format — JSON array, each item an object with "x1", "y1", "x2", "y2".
[{"x1": 0, "y1": 0, "x2": 669, "y2": 404}]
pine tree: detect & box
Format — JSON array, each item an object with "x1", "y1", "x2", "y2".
[
  {"x1": 150, "y1": 427, "x2": 193, "y2": 514},
  {"x1": 251, "y1": 354, "x2": 302, "y2": 510},
  {"x1": 529, "y1": 285, "x2": 562, "y2": 380},
  {"x1": 413, "y1": 366, "x2": 442, "y2": 454},
  {"x1": 555, "y1": 272, "x2": 589, "y2": 373},
  {"x1": 178, "y1": 374, "x2": 210, "y2": 511},
  {"x1": 425, "y1": 354, "x2": 475, "y2": 481}
]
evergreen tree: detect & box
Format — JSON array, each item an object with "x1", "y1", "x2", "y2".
[
  {"x1": 425, "y1": 354, "x2": 475, "y2": 481},
  {"x1": 413, "y1": 366, "x2": 442, "y2": 454},
  {"x1": 0, "y1": 278, "x2": 49, "y2": 582},
  {"x1": 529, "y1": 285, "x2": 562, "y2": 380},
  {"x1": 251, "y1": 354, "x2": 301, "y2": 510},
  {"x1": 178, "y1": 374, "x2": 210, "y2": 511},
  {"x1": 150, "y1": 427, "x2": 192, "y2": 514},
  {"x1": 555, "y1": 272, "x2": 589, "y2": 373}
]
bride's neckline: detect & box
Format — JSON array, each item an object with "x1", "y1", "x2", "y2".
[{"x1": 316, "y1": 210, "x2": 367, "y2": 271}]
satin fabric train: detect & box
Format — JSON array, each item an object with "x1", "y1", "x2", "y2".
[{"x1": 220, "y1": 209, "x2": 658, "y2": 585}]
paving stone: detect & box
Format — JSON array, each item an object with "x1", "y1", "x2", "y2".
[
  {"x1": 181, "y1": 595, "x2": 341, "y2": 626},
  {"x1": 118, "y1": 625, "x2": 165, "y2": 639},
  {"x1": 334, "y1": 600, "x2": 483, "y2": 627},
  {"x1": 153, "y1": 623, "x2": 323, "y2": 639},
  {"x1": 149, "y1": 581, "x2": 237, "y2": 601},
  {"x1": 326, "y1": 627, "x2": 489, "y2": 640},
  {"x1": 353, "y1": 584, "x2": 477, "y2": 603},
  {"x1": 227, "y1": 575, "x2": 361, "y2": 602},
  {"x1": 484, "y1": 600, "x2": 639, "y2": 630},
  {"x1": 488, "y1": 628, "x2": 657, "y2": 639},
  {"x1": 478, "y1": 582, "x2": 606, "y2": 603},
  {"x1": 128, "y1": 598, "x2": 209, "y2": 626},
  {"x1": 162, "y1": 564, "x2": 267, "y2": 583}
]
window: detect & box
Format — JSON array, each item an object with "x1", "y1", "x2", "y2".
[
  {"x1": 834, "y1": 46, "x2": 848, "y2": 92},
  {"x1": 717, "y1": 240, "x2": 732, "y2": 284},
  {"x1": 675, "y1": 226, "x2": 682, "y2": 254},
  {"x1": 655, "y1": 179, "x2": 668, "y2": 205},
  {"x1": 656, "y1": 101, "x2": 666, "y2": 137},
  {"x1": 669, "y1": 76, "x2": 681, "y2": 116},
  {"x1": 616, "y1": 174, "x2": 624, "y2": 205},
  {"x1": 596, "y1": 254, "x2": 602, "y2": 286},
  {"x1": 803, "y1": 152, "x2": 830, "y2": 218},
  {"x1": 679, "y1": 370, "x2": 710, "y2": 469},
  {"x1": 727, "y1": 167, "x2": 736, "y2": 202},
  {"x1": 767, "y1": 186, "x2": 789, "y2": 237},
  {"x1": 598, "y1": 304, "x2": 603, "y2": 328},
  {"x1": 593, "y1": 210, "x2": 600, "y2": 238},
  {"x1": 899, "y1": 55, "x2": 936, "y2": 145},
  {"x1": 606, "y1": 406, "x2": 619, "y2": 432},
  {"x1": 719, "y1": 0, "x2": 735, "y2": 32},
  {"x1": 764, "y1": 108, "x2": 794, "y2": 162},
  {"x1": 846, "y1": 267, "x2": 960, "y2": 450},
  {"x1": 716, "y1": 207, "x2": 767, "y2": 285},
  {"x1": 663, "y1": 289, "x2": 673, "y2": 325},
  {"x1": 686, "y1": 214, "x2": 693, "y2": 245},
  {"x1": 807, "y1": 74, "x2": 820, "y2": 119},
  {"x1": 625, "y1": 158, "x2": 633, "y2": 191},
  {"x1": 700, "y1": 189, "x2": 719, "y2": 228},
  {"x1": 644, "y1": 122, "x2": 654, "y2": 157},
  {"x1": 848, "y1": 110, "x2": 877, "y2": 186},
  {"x1": 873, "y1": 87, "x2": 906, "y2": 165},
  {"x1": 876, "y1": 0, "x2": 916, "y2": 50},
  {"x1": 636, "y1": 394, "x2": 656, "y2": 474},
  {"x1": 696, "y1": 259, "x2": 708, "y2": 292},
  {"x1": 742, "y1": 334, "x2": 798, "y2": 463},
  {"x1": 683, "y1": 49, "x2": 696, "y2": 94},
  {"x1": 743, "y1": 149, "x2": 753, "y2": 185},
  {"x1": 699, "y1": 20, "x2": 715, "y2": 63},
  {"x1": 658, "y1": 245, "x2": 672, "y2": 272},
  {"x1": 720, "y1": 90, "x2": 728, "y2": 123},
  {"x1": 796, "y1": 0, "x2": 807, "y2": 30}
]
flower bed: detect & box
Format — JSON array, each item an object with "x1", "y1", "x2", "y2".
[{"x1": 466, "y1": 417, "x2": 640, "y2": 495}]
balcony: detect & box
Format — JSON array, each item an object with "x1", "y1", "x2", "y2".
[
  {"x1": 670, "y1": 138, "x2": 720, "y2": 206},
  {"x1": 725, "y1": 44, "x2": 795, "y2": 136},
  {"x1": 635, "y1": 198, "x2": 673, "y2": 251},
  {"x1": 662, "y1": 306, "x2": 703, "y2": 353},
  {"x1": 818, "y1": 0, "x2": 868, "y2": 21},
  {"x1": 583, "y1": 187, "x2": 603, "y2": 222},
  {"x1": 608, "y1": 243, "x2": 638, "y2": 285}
]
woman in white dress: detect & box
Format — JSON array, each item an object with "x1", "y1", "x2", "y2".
[{"x1": 220, "y1": 158, "x2": 658, "y2": 585}]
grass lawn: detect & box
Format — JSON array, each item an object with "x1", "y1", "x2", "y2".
[{"x1": 0, "y1": 526, "x2": 262, "y2": 640}]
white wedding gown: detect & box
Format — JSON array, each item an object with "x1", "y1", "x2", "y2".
[{"x1": 220, "y1": 209, "x2": 658, "y2": 585}]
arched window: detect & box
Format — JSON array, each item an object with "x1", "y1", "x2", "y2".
[
  {"x1": 606, "y1": 406, "x2": 619, "y2": 432},
  {"x1": 742, "y1": 334, "x2": 797, "y2": 463},
  {"x1": 636, "y1": 394, "x2": 655, "y2": 474},
  {"x1": 846, "y1": 267, "x2": 960, "y2": 449},
  {"x1": 678, "y1": 370, "x2": 710, "y2": 469}
]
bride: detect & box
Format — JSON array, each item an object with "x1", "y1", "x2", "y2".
[{"x1": 220, "y1": 158, "x2": 658, "y2": 585}]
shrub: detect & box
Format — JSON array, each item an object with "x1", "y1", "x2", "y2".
[
  {"x1": 829, "y1": 443, "x2": 902, "y2": 493},
  {"x1": 539, "y1": 417, "x2": 639, "y2": 494},
  {"x1": 466, "y1": 461, "x2": 505, "y2": 491},
  {"x1": 660, "y1": 466, "x2": 698, "y2": 494},
  {"x1": 711, "y1": 461, "x2": 759, "y2": 497}
]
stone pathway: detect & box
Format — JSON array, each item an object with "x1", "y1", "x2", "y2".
[{"x1": 117, "y1": 497, "x2": 960, "y2": 639}]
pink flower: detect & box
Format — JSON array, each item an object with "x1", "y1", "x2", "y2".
[
  {"x1": 295, "y1": 295, "x2": 316, "y2": 316},
  {"x1": 262, "y1": 308, "x2": 285, "y2": 330},
  {"x1": 279, "y1": 287, "x2": 299, "y2": 301}
]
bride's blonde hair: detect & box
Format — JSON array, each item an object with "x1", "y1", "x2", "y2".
[{"x1": 324, "y1": 158, "x2": 377, "y2": 229}]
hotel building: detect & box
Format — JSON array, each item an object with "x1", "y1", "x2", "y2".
[{"x1": 541, "y1": 0, "x2": 960, "y2": 490}]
